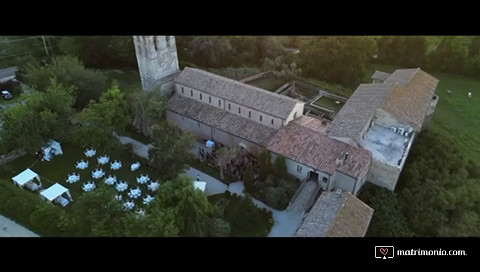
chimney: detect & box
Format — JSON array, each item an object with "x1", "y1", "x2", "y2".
[
  {"x1": 336, "y1": 152, "x2": 349, "y2": 167},
  {"x1": 345, "y1": 152, "x2": 349, "y2": 161}
]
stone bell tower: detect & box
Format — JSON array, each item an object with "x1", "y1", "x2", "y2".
[{"x1": 133, "y1": 36, "x2": 180, "y2": 92}]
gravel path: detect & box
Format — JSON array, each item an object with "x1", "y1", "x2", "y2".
[{"x1": 0, "y1": 214, "x2": 39, "y2": 237}]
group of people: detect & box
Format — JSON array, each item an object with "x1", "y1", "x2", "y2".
[{"x1": 225, "y1": 148, "x2": 259, "y2": 181}]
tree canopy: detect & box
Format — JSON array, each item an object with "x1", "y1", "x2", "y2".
[
  {"x1": 72, "y1": 83, "x2": 131, "y2": 149},
  {"x1": 22, "y1": 55, "x2": 108, "y2": 109},
  {"x1": 299, "y1": 36, "x2": 376, "y2": 87},
  {"x1": 148, "y1": 122, "x2": 195, "y2": 180},
  {"x1": 0, "y1": 78, "x2": 75, "y2": 153}
]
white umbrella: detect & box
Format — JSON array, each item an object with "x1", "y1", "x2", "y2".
[
  {"x1": 148, "y1": 181, "x2": 160, "y2": 191},
  {"x1": 85, "y1": 149, "x2": 96, "y2": 157},
  {"x1": 143, "y1": 195, "x2": 154, "y2": 205},
  {"x1": 131, "y1": 162, "x2": 141, "y2": 171}
]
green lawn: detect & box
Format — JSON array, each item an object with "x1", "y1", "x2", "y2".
[
  {"x1": 103, "y1": 69, "x2": 142, "y2": 94},
  {"x1": 0, "y1": 142, "x2": 163, "y2": 208},
  {"x1": 186, "y1": 157, "x2": 236, "y2": 184},
  {"x1": 312, "y1": 96, "x2": 345, "y2": 112},
  {"x1": 208, "y1": 193, "x2": 272, "y2": 237},
  {"x1": 365, "y1": 63, "x2": 480, "y2": 164},
  {"x1": 246, "y1": 77, "x2": 287, "y2": 92}
]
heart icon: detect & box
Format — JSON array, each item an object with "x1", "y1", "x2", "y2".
[{"x1": 380, "y1": 248, "x2": 388, "y2": 256}]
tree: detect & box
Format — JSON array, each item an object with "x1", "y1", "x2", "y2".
[
  {"x1": 22, "y1": 55, "x2": 107, "y2": 109},
  {"x1": 71, "y1": 184, "x2": 127, "y2": 236},
  {"x1": 186, "y1": 36, "x2": 236, "y2": 68},
  {"x1": 73, "y1": 83, "x2": 131, "y2": 150},
  {"x1": 376, "y1": 36, "x2": 427, "y2": 68},
  {"x1": 0, "y1": 36, "x2": 51, "y2": 68},
  {"x1": 359, "y1": 185, "x2": 413, "y2": 237},
  {"x1": 243, "y1": 162, "x2": 255, "y2": 191},
  {"x1": 426, "y1": 36, "x2": 469, "y2": 74},
  {"x1": 148, "y1": 122, "x2": 194, "y2": 180},
  {"x1": 29, "y1": 203, "x2": 70, "y2": 237},
  {"x1": 299, "y1": 36, "x2": 376, "y2": 86},
  {"x1": 128, "y1": 87, "x2": 168, "y2": 138},
  {"x1": 150, "y1": 175, "x2": 214, "y2": 236},
  {"x1": 208, "y1": 218, "x2": 231, "y2": 237},
  {"x1": 262, "y1": 57, "x2": 301, "y2": 81},
  {"x1": 0, "y1": 78, "x2": 75, "y2": 153},
  {"x1": 58, "y1": 36, "x2": 137, "y2": 69},
  {"x1": 273, "y1": 155, "x2": 288, "y2": 177},
  {"x1": 258, "y1": 150, "x2": 272, "y2": 181},
  {"x1": 216, "y1": 146, "x2": 240, "y2": 180}
]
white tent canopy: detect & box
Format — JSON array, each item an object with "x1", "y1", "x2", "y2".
[
  {"x1": 194, "y1": 181, "x2": 206, "y2": 192},
  {"x1": 12, "y1": 168, "x2": 41, "y2": 187},
  {"x1": 40, "y1": 183, "x2": 72, "y2": 202},
  {"x1": 42, "y1": 140, "x2": 63, "y2": 161}
]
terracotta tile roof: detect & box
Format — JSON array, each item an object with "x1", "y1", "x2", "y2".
[
  {"x1": 382, "y1": 69, "x2": 439, "y2": 131},
  {"x1": 174, "y1": 67, "x2": 300, "y2": 119},
  {"x1": 167, "y1": 94, "x2": 277, "y2": 146},
  {"x1": 295, "y1": 191, "x2": 374, "y2": 237},
  {"x1": 371, "y1": 70, "x2": 391, "y2": 82},
  {"x1": 292, "y1": 115, "x2": 330, "y2": 135},
  {"x1": 266, "y1": 122, "x2": 372, "y2": 178},
  {"x1": 329, "y1": 68, "x2": 438, "y2": 142},
  {"x1": 328, "y1": 83, "x2": 395, "y2": 142}
]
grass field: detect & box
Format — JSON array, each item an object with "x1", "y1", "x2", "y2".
[
  {"x1": 246, "y1": 77, "x2": 286, "y2": 92},
  {"x1": 365, "y1": 63, "x2": 480, "y2": 164},
  {"x1": 312, "y1": 96, "x2": 345, "y2": 112},
  {"x1": 0, "y1": 142, "x2": 163, "y2": 209}
]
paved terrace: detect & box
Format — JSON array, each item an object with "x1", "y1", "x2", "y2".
[{"x1": 360, "y1": 123, "x2": 413, "y2": 166}]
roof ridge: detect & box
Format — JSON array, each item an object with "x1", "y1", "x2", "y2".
[{"x1": 186, "y1": 67, "x2": 302, "y2": 104}]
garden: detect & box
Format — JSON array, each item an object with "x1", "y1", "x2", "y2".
[
  {"x1": 312, "y1": 96, "x2": 345, "y2": 113},
  {"x1": 246, "y1": 76, "x2": 287, "y2": 92},
  {"x1": 0, "y1": 142, "x2": 162, "y2": 213}
]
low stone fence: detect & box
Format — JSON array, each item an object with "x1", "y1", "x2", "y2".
[
  {"x1": 239, "y1": 71, "x2": 271, "y2": 83},
  {"x1": 274, "y1": 82, "x2": 291, "y2": 94},
  {"x1": 0, "y1": 149, "x2": 26, "y2": 166}
]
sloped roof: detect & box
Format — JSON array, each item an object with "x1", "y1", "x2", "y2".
[
  {"x1": 174, "y1": 67, "x2": 300, "y2": 119},
  {"x1": 40, "y1": 183, "x2": 69, "y2": 202},
  {"x1": 295, "y1": 191, "x2": 374, "y2": 237},
  {"x1": 382, "y1": 69, "x2": 439, "y2": 131},
  {"x1": 167, "y1": 94, "x2": 277, "y2": 146},
  {"x1": 12, "y1": 168, "x2": 40, "y2": 186},
  {"x1": 371, "y1": 70, "x2": 391, "y2": 82},
  {"x1": 292, "y1": 115, "x2": 330, "y2": 135},
  {"x1": 266, "y1": 122, "x2": 372, "y2": 178},
  {"x1": 328, "y1": 83, "x2": 395, "y2": 142}
]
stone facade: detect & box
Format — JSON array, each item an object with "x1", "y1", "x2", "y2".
[{"x1": 133, "y1": 36, "x2": 180, "y2": 91}]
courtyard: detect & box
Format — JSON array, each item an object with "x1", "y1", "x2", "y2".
[{"x1": 0, "y1": 142, "x2": 163, "y2": 211}]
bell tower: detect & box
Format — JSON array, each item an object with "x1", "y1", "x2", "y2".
[{"x1": 133, "y1": 36, "x2": 180, "y2": 91}]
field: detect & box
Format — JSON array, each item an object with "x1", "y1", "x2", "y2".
[
  {"x1": 246, "y1": 77, "x2": 286, "y2": 92},
  {"x1": 0, "y1": 142, "x2": 163, "y2": 209},
  {"x1": 312, "y1": 96, "x2": 345, "y2": 112},
  {"x1": 365, "y1": 63, "x2": 480, "y2": 164}
]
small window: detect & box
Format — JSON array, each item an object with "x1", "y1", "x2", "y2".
[
  {"x1": 200, "y1": 93, "x2": 203, "y2": 100},
  {"x1": 297, "y1": 165, "x2": 302, "y2": 173},
  {"x1": 249, "y1": 111, "x2": 251, "y2": 118},
  {"x1": 218, "y1": 100, "x2": 221, "y2": 107},
  {"x1": 294, "y1": 112, "x2": 297, "y2": 118},
  {"x1": 238, "y1": 107, "x2": 241, "y2": 114},
  {"x1": 197, "y1": 121, "x2": 200, "y2": 127},
  {"x1": 322, "y1": 177, "x2": 328, "y2": 183},
  {"x1": 190, "y1": 90, "x2": 193, "y2": 97},
  {"x1": 181, "y1": 87, "x2": 184, "y2": 94},
  {"x1": 271, "y1": 119, "x2": 274, "y2": 125},
  {"x1": 228, "y1": 103, "x2": 231, "y2": 110},
  {"x1": 260, "y1": 115, "x2": 263, "y2": 122},
  {"x1": 209, "y1": 96, "x2": 212, "y2": 103}
]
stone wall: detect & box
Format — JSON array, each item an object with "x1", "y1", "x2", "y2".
[
  {"x1": 367, "y1": 158, "x2": 401, "y2": 191},
  {"x1": 238, "y1": 71, "x2": 271, "y2": 83},
  {"x1": 0, "y1": 149, "x2": 26, "y2": 166}
]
